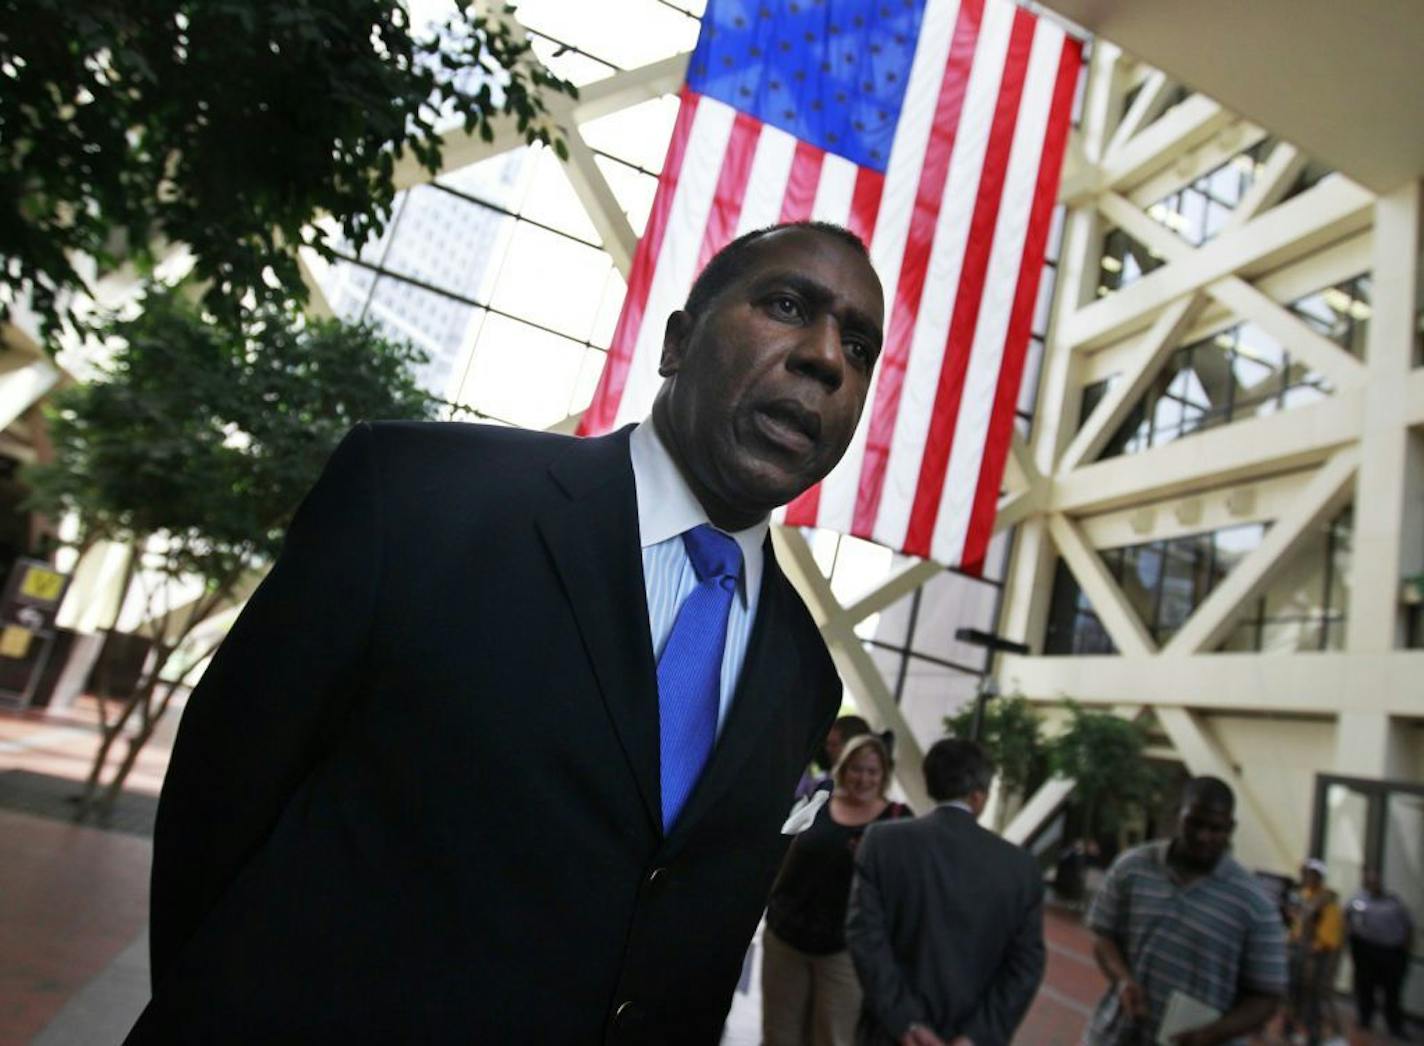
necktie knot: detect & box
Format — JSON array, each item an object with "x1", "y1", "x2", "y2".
[{"x1": 681, "y1": 524, "x2": 742, "y2": 589}]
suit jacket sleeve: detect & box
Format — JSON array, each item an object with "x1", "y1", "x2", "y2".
[
  {"x1": 959, "y1": 856, "x2": 1047, "y2": 1046},
  {"x1": 846, "y1": 825, "x2": 929, "y2": 1039},
  {"x1": 149, "y1": 423, "x2": 380, "y2": 984}
]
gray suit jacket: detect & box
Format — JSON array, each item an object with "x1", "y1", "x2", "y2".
[{"x1": 846, "y1": 805, "x2": 1046, "y2": 1045}]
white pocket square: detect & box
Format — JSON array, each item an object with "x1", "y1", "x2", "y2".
[{"x1": 781, "y1": 789, "x2": 830, "y2": 835}]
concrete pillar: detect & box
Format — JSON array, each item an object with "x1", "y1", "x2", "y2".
[{"x1": 1346, "y1": 181, "x2": 1422, "y2": 652}]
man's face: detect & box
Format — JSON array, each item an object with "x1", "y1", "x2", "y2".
[
  {"x1": 655, "y1": 228, "x2": 884, "y2": 528},
  {"x1": 1175, "y1": 801, "x2": 1234, "y2": 868}
]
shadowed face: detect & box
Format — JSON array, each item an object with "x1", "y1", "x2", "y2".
[
  {"x1": 652, "y1": 227, "x2": 884, "y2": 530},
  {"x1": 1175, "y1": 800, "x2": 1235, "y2": 869}
]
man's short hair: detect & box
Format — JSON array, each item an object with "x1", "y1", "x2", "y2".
[
  {"x1": 922, "y1": 738, "x2": 995, "y2": 803},
  {"x1": 683, "y1": 221, "x2": 871, "y2": 318},
  {"x1": 1181, "y1": 775, "x2": 1235, "y2": 814}
]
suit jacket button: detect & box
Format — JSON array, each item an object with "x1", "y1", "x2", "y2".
[{"x1": 612, "y1": 999, "x2": 644, "y2": 1033}]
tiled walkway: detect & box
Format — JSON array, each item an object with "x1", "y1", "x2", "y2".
[{"x1": 0, "y1": 704, "x2": 1402, "y2": 1044}]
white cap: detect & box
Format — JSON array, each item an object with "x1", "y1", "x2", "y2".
[{"x1": 1304, "y1": 858, "x2": 1328, "y2": 876}]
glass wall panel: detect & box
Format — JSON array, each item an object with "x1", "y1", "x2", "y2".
[
  {"x1": 456, "y1": 313, "x2": 591, "y2": 428},
  {"x1": 1382, "y1": 791, "x2": 1424, "y2": 1016},
  {"x1": 1084, "y1": 275, "x2": 1369, "y2": 461}
]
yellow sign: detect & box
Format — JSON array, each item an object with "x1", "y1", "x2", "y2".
[
  {"x1": 19, "y1": 566, "x2": 65, "y2": 603},
  {"x1": 0, "y1": 624, "x2": 32, "y2": 659}
]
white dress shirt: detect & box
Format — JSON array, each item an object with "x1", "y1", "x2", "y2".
[{"x1": 629, "y1": 418, "x2": 768, "y2": 736}]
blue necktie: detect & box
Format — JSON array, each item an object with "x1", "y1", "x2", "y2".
[{"x1": 657, "y1": 524, "x2": 742, "y2": 833}]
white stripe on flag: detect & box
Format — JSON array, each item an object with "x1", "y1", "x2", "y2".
[
  {"x1": 872, "y1": 0, "x2": 1016, "y2": 550},
  {"x1": 931, "y1": 20, "x2": 1064, "y2": 564},
  {"x1": 811, "y1": 152, "x2": 859, "y2": 224},
  {"x1": 613, "y1": 98, "x2": 738, "y2": 429},
  {"x1": 735, "y1": 124, "x2": 799, "y2": 236},
  {"x1": 813, "y1": 0, "x2": 963, "y2": 535}
]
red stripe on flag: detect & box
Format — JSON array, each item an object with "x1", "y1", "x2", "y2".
[
  {"x1": 578, "y1": 89, "x2": 702, "y2": 436},
  {"x1": 903, "y1": 9, "x2": 1038, "y2": 558},
  {"x1": 847, "y1": 166, "x2": 886, "y2": 248},
  {"x1": 780, "y1": 139, "x2": 826, "y2": 222},
  {"x1": 851, "y1": 0, "x2": 986, "y2": 537},
  {"x1": 959, "y1": 36, "x2": 1082, "y2": 573},
  {"x1": 697, "y1": 111, "x2": 764, "y2": 271},
  {"x1": 784, "y1": 165, "x2": 888, "y2": 528},
  {"x1": 782, "y1": 483, "x2": 821, "y2": 526}
]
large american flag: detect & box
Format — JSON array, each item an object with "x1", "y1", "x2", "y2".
[{"x1": 579, "y1": 0, "x2": 1081, "y2": 572}]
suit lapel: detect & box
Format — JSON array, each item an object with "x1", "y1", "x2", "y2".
[
  {"x1": 535, "y1": 428, "x2": 661, "y2": 834},
  {"x1": 665, "y1": 538, "x2": 800, "y2": 851}
]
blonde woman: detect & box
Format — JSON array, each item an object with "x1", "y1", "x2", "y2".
[{"x1": 763, "y1": 734, "x2": 912, "y2": 1046}]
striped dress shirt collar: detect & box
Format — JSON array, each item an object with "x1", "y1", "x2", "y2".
[{"x1": 628, "y1": 418, "x2": 768, "y2": 607}]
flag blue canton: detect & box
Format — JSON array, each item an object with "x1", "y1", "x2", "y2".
[{"x1": 686, "y1": 0, "x2": 929, "y2": 173}]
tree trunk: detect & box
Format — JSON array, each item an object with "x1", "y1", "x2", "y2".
[
  {"x1": 75, "y1": 683, "x2": 147, "y2": 819},
  {"x1": 91, "y1": 631, "x2": 226, "y2": 821}
]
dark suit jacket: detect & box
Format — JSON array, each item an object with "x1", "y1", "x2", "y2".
[
  {"x1": 845, "y1": 806, "x2": 1045, "y2": 1046},
  {"x1": 127, "y1": 422, "x2": 841, "y2": 1044}
]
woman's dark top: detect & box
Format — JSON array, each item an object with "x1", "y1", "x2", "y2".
[{"x1": 766, "y1": 798, "x2": 912, "y2": 954}]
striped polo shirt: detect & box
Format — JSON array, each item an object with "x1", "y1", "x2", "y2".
[{"x1": 1084, "y1": 841, "x2": 1288, "y2": 1045}]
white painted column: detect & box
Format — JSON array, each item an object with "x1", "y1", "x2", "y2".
[{"x1": 1339, "y1": 180, "x2": 1422, "y2": 779}]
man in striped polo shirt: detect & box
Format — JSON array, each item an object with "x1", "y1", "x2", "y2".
[{"x1": 1084, "y1": 777, "x2": 1289, "y2": 1045}]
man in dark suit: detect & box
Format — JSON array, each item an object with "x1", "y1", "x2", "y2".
[
  {"x1": 128, "y1": 221, "x2": 884, "y2": 1043},
  {"x1": 846, "y1": 739, "x2": 1045, "y2": 1046}
]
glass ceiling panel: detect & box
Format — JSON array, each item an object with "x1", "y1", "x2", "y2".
[
  {"x1": 485, "y1": 222, "x2": 613, "y2": 342},
  {"x1": 593, "y1": 155, "x2": 659, "y2": 235},
  {"x1": 517, "y1": 0, "x2": 702, "y2": 71},
  {"x1": 580, "y1": 95, "x2": 683, "y2": 174},
  {"x1": 455, "y1": 312, "x2": 589, "y2": 429}
]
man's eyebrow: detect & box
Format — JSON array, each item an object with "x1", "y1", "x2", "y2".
[{"x1": 752, "y1": 270, "x2": 884, "y2": 347}]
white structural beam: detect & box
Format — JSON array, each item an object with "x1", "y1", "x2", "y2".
[
  {"x1": 771, "y1": 527, "x2": 930, "y2": 811},
  {"x1": 1348, "y1": 181, "x2": 1424, "y2": 653},
  {"x1": 1163, "y1": 448, "x2": 1359, "y2": 654},
  {"x1": 842, "y1": 558, "x2": 942, "y2": 626},
  {"x1": 393, "y1": 52, "x2": 691, "y2": 194},
  {"x1": 1095, "y1": 192, "x2": 1366, "y2": 392},
  {"x1": 1046, "y1": 513, "x2": 1157, "y2": 656},
  {"x1": 1002, "y1": 776, "x2": 1076, "y2": 847},
  {"x1": 1153, "y1": 706, "x2": 1295, "y2": 873},
  {"x1": 572, "y1": 53, "x2": 690, "y2": 122},
  {"x1": 1053, "y1": 389, "x2": 1360, "y2": 516},
  {"x1": 997, "y1": 651, "x2": 1424, "y2": 717},
  {"x1": 1102, "y1": 70, "x2": 1171, "y2": 160},
  {"x1": 0, "y1": 356, "x2": 61, "y2": 433},
  {"x1": 560, "y1": 125, "x2": 639, "y2": 277},
  {"x1": 1063, "y1": 177, "x2": 1374, "y2": 351},
  {"x1": 1099, "y1": 95, "x2": 1234, "y2": 193},
  {"x1": 1222, "y1": 143, "x2": 1306, "y2": 235},
  {"x1": 1059, "y1": 294, "x2": 1202, "y2": 471},
  {"x1": 296, "y1": 249, "x2": 335, "y2": 320}
]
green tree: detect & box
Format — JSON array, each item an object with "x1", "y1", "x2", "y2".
[
  {"x1": 0, "y1": 0, "x2": 576, "y2": 338},
  {"x1": 1046, "y1": 702, "x2": 1163, "y2": 838},
  {"x1": 945, "y1": 694, "x2": 1048, "y2": 819},
  {"x1": 24, "y1": 286, "x2": 444, "y2": 819},
  {"x1": 945, "y1": 692, "x2": 1047, "y2": 826}
]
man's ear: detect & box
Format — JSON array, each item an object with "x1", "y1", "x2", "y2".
[{"x1": 660, "y1": 310, "x2": 693, "y2": 377}]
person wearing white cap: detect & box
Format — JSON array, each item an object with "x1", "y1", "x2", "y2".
[{"x1": 1287, "y1": 858, "x2": 1345, "y2": 1045}]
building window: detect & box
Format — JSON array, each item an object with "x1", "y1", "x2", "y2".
[
  {"x1": 1044, "y1": 522, "x2": 1268, "y2": 652},
  {"x1": 1044, "y1": 512, "x2": 1352, "y2": 655},
  {"x1": 1079, "y1": 274, "x2": 1371, "y2": 459},
  {"x1": 1220, "y1": 510, "x2": 1352, "y2": 652},
  {"x1": 1044, "y1": 557, "x2": 1117, "y2": 654},
  {"x1": 1097, "y1": 140, "x2": 1274, "y2": 296}
]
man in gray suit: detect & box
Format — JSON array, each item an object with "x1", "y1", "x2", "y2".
[{"x1": 846, "y1": 739, "x2": 1045, "y2": 1046}]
